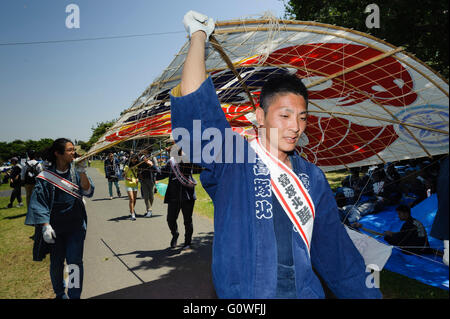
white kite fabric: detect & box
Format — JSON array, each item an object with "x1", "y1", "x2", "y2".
[
  {"x1": 345, "y1": 226, "x2": 392, "y2": 271},
  {"x1": 85, "y1": 16, "x2": 449, "y2": 171}
]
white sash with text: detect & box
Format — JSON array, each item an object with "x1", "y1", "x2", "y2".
[
  {"x1": 37, "y1": 169, "x2": 82, "y2": 200},
  {"x1": 250, "y1": 137, "x2": 315, "y2": 255}
]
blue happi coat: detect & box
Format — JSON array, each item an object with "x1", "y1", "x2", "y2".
[
  {"x1": 170, "y1": 77, "x2": 381, "y2": 299},
  {"x1": 25, "y1": 164, "x2": 95, "y2": 229}
]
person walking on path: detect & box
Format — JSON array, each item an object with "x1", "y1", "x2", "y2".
[
  {"x1": 21, "y1": 150, "x2": 44, "y2": 208},
  {"x1": 104, "y1": 152, "x2": 122, "y2": 199},
  {"x1": 7, "y1": 157, "x2": 23, "y2": 208},
  {"x1": 137, "y1": 149, "x2": 159, "y2": 218},
  {"x1": 156, "y1": 146, "x2": 201, "y2": 249},
  {"x1": 124, "y1": 155, "x2": 140, "y2": 221},
  {"x1": 25, "y1": 138, "x2": 95, "y2": 299}
]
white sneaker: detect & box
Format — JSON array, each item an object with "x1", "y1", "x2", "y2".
[
  {"x1": 145, "y1": 211, "x2": 153, "y2": 218},
  {"x1": 130, "y1": 214, "x2": 136, "y2": 221}
]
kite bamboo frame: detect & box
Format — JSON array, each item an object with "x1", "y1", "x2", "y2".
[{"x1": 85, "y1": 18, "x2": 448, "y2": 166}]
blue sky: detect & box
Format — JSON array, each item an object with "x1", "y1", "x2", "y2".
[{"x1": 0, "y1": 0, "x2": 287, "y2": 143}]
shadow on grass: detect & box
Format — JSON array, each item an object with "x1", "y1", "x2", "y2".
[{"x1": 2, "y1": 212, "x2": 27, "y2": 220}]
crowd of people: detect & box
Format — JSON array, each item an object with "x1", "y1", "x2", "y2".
[
  {"x1": 102, "y1": 146, "x2": 202, "y2": 250},
  {"x1": 335, "y1": 156, "x2": 448, "y2": 263},
  {"x1": 1, "y1": 150, "x2": 45, "y2": 209},
  {"x1": 336, "y1": 158, "x2": 442, "y2": 226}
]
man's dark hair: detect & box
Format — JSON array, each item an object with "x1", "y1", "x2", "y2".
[
  {"x1": 42, "y1": 138, "x2": 73, "y2": 163},
  {"x1": 28, "y1": 150, "x2": 37, "y2": 160},
  {"x1": 260, "y1": 73, "x2": 308, "y2": 113},
  {"x1": 396, "y1": 204, "x2": 411, "y2": 216}
]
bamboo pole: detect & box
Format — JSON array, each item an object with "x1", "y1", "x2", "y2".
[
  {"x1": 209, "y1": 35, "x2": 256, "y2": 110},
  {"x1": 305, "y1": 47, "x2": 404, "y2": 89},
  {"x1": 360, "y1": 227, "x2": 385, "y2": 237}
]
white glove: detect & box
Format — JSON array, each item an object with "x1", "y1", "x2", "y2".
[
  {"x1": 183, "y1": 10, "x2": 215, "y2": 40},
  {"x1": 42, "y1": 225, "x2": 56, "y2": 244},
  {"x1": 75, "y1": 160, "x2": 87, "y2": 174}
]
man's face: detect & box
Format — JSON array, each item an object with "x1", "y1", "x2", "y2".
[
  {"x1": 56, "y1": 142, "x2": 75, "y2": 164},
  {"x1": 397, "y1": 211, "x2": 409, "y2": 221},
  {"x1": 256, "y1": 92, "x2": 307, "y2": 155}
]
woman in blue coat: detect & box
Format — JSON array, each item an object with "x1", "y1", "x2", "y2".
[{"x1": 25, "y1": 138, "x2": 94, "y2": 299}]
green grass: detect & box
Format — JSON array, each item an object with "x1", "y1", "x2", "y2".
[
  {"x1": 190, "y1": 173, "x2": 214, "y2": 219},
  {"x1": 89, "y1": 160, "x2": 105, "y2": 176},
  {"x1": 0, "y1": 197, "x2": 53, "y2": 299},
  {"x1": 0, "y1": 183, "x2": 10, "y2": 192},
  {"x1": 379, "y1": 269, "x2": 448, "y2": 299},
  {"x1": 325, "y1": 169, "x2": 348, "y2": 191}
]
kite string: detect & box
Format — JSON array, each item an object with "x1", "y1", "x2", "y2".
[{"x1": 340, "y1": 167, "x2": 375, "y2": 225}]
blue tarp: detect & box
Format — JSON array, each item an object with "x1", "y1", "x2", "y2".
[{"x1": 358, "y1": 194, "x2": 449, "y2": 290}]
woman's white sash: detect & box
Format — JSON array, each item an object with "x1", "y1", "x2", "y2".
[
  {"x1": 37, "y1": 169, "x2": 82, "y2": 200},
  {"x1": 250, "y1": 137, "x2": 315, "y2": 254}
]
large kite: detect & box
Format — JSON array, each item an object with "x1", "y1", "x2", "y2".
[{"x1": 84, "y1": 16, "x2": 449, "y2": 171}]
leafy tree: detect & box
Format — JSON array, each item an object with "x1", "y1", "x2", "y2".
[
  {"x1": 83, "y1": 121, "x2": 115, "y2": 151},
  {"x1": 0, "y1": 138, "x2": 54, "y2": 162},
  {"x1": 78, "y1": 140, "x2": 88, "y2": 151},
  {"x1": 284, "y1": 0, "x2": 449, "y2": 79}
]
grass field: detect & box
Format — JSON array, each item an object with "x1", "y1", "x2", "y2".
[
  {"x1": 0, "y1": 197, "x2": 53, "y2": 299},
  {"x1": 0, "y1": 161, "x2": 447, "y2": 299}
]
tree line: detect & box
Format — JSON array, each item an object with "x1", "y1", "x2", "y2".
[
  {"x1": 0, "y1": 121, "x2": 114, "y2": 162},
  {"x1": 0, "y1": 139, "x2": 54, "y2": 163}
]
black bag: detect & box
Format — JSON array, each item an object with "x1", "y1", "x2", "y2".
[
  {"x1": 9, "y1": 165, "x2": 22, "y2": 187},
  {"x1": 24, "y1": 162, "x2": 39, "y2": 185},
  {"x1": 32, "y1": 225, "x2": 51, "y2": 261}
]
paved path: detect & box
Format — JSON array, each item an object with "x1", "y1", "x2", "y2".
[{"x1": 82, "y1": 167, "x2": 217, "y2": 299}]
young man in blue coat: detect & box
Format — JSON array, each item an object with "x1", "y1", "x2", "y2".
[{"x1": 169, "y1": 10, "x2": 382, "y2": 299}]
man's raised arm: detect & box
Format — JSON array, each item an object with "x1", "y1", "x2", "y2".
[
  {"x1": 171, "y1": 11, "x2": 234, "y2": 170},
  {"x1": 180, "y1": 11, "x2": 214, "y2": 96}
]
